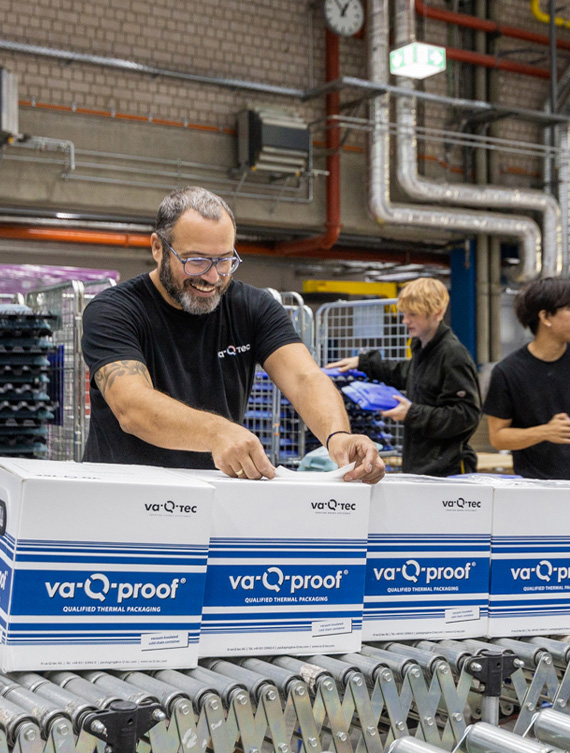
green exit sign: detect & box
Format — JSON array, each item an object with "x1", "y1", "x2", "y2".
[{"x1": 390, "y1": 42, "x2": 447, "y2": 79}]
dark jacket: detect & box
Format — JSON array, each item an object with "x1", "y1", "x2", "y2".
[{"x1": 358, "y1": 323, "x2": 481, "y2": 476}]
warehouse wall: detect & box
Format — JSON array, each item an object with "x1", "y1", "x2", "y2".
[{"x1": 0, "y1": 0, "x2": 566, "y2": 285}]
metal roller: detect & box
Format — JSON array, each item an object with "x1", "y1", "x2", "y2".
[
  {"x1": 301, "y1": 655, "x2": 359, "y2": 686},
  {"x1": 378, "y1": 643, "x2": 447, "y2": 673},
  {"x1": 463, "y1": 638, "x2": 512, "y2": 655},
  {"x1": 117, "y1": 672, "x2": 191, "y2": 716},
  {"x1": 414, "y1": 640, "x2": 472, "y2": 673},
  {"x1": 491, "y1": 638, "x2": 547, "y2": 667},
  {"x1": 0, "y1": 675, "x2": 72, "y2": 737},
  {"x1": 46, "y1": 671, "x2": 121, "y2": 709},
  {"x1": 533, "y1": 708, "x2": 570, "y2": 748},
  {"x1": 463, "y1": 722, "x2": 563, "y2": 753},
  {"x1": 10, "y1": 672, "x2": 96, "y2": 733},
  {"x1": 237, "y1": 657, "x2": 303, "y2": 695},
  {"x1": 153, "y1": 670, "x2": 218, "y2": 711},
  {"x1": 523, "y1": 637, "x2": 570, "y2": 668},
  {"x1": 82, "y1": 671, "x2": 159, "y2": 706},
  {"x1": 388, "y1": 737, "x2": 451, "y2": 753},
  {"x1": 338, "y1": 652, "x2": 392, "y2": 683},
  {"x1": 202, "y1": 659, "x2": 277, "y2": 703},
  {"x1": 0, "y1": 693, "x2": 41, "y2": 745},
  {"x1": 272, "y1": 656, "x2": 334, "y2": 693},
  {"x1": 360, "y1": 645, "x2": 420, "y2": 680},
  {"x1": 183, "y1": 666, "x2": 247, "y2": 707}
]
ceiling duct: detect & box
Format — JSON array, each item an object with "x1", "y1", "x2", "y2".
[
  {"x1": 0, "y1": 69, "x2": 18, "y2": 145},
  {"x1": 237, "y1": 108, "x2": 310, "y2": 176}
]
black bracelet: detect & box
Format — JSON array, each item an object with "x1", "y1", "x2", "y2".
[{"x1": 326, "y1": 430, "x2": 351, "y2": 450}]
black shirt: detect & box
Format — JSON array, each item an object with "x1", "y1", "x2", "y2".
[
  {"x1": 358, "y1": 323, "x2": 481, "y2": 476},
  {"x1": 483, "y1": 344, "x2": 570, "y2": 479},
  {"x1": 81, "y1": 274, "x2": 302, "y2": 468}
]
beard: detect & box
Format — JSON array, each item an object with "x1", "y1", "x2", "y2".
[{"x1": 159, "y1": 249, "x2": 230, "y2": 315}]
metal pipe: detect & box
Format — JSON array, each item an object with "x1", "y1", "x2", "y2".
[
  {"x1": 395, "y1": 0, "x2": 561, "y2": 280},
  {"x1": 378, "y1": 642, "x2": 446, "y2": 674},
  {"x1": 0, "y1": 40, "x2": 305, "y2": 98},
  {"x1": 415, "y1": 0, "x2": 570, "y2": 52},
  {"x1": 368, "y1": 0, "x2": 542, "y2": 282},
  {"x1": 275, "y1": 28, "x2": 341, "y2": 255}
]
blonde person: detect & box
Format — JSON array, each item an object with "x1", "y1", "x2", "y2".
[{"x1": 326, "y1": 278, "x2": 481, "y2": 476}]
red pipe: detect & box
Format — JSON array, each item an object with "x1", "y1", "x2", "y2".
[
  {"x1": 415, "y1": 0, "x2": 570, "y2": 52},
  {"x1": 446, "y1": 47, "x2": 550, "y2": 79},
  {"x1": 275, "y1": 28, "x2": 341, "y2": 256},
  {"x1": 0, "y1": 226, "x2": 449, "y2": 265}
]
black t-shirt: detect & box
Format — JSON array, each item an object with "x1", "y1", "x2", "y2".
[
  {"x1": 483, "y1": 344, "x2": 570, "y2": 479},
  {"x1": 81, "y1": 274, "x2": 302, "y2": 468}
]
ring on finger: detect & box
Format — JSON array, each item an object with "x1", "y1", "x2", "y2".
[{"x1": 235, "y1": 468, "x2": 245, "y2": 477}]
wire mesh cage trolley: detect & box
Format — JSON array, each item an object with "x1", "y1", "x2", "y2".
[
  {"x1": 26, "y1": 278, "x2": 116, "y2": 461},
  {"x1": 314, "y1": 298, "x2": 409, "y2": 467}
]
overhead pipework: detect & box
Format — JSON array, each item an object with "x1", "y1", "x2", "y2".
[
  {"x1": 367, "y1": 0, "x2": 543, "y2": 284},
  {"x1": 393, "y1": 0, "x2": 564, "y2": 280}
]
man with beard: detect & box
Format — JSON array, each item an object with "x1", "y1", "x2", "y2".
[{"x1": 81, "y1": 186, "x2": 384, "y2": 483}]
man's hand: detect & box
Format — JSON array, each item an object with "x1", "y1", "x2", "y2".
[
  {"x1": 324, "y1": 356, "x2": 359, "y2": 372},
  {"x1": 381, "y1": 394, "x2": 412, "y2": 422},
  {"x1": 210, "y1": 424, "x2": 276, "y2": 480},
  {"x1": 544, "y1": 412, "x2": 570, "y2": 444},
  {"x1": 327, "y1": 432, "x2": 385, "y2": 484}
]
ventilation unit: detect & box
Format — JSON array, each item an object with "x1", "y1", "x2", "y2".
[{"x1": 237, "y1": 109, "x2": 310, "y2": 176}]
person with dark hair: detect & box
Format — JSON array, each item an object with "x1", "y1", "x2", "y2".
[
  {"x1": 81, "y1": 186, "x2": 385, "y2": 483},
  {"x1": 483, "y1": 277, "x2": 570, "y2": 479}
]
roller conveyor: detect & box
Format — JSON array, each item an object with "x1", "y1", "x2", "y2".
[{"x1": 0, "y1": 637, "x2": 568, "y2": 752}]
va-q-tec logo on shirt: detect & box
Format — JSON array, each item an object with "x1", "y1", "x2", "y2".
[
  {"x1": 441, "y1": 497, "x2": 481, "y2": 509},
  {"x1": 218, "y1": 343, "x2": 251, "y2": 358}
]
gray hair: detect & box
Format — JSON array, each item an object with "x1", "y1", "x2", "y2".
[{"x1": 155, "y1": 186, "x2": 236, "y2": 242}]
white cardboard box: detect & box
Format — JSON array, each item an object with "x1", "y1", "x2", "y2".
[
  {"x1": 364, "y1": 475, "x2": 492, "y2": 640},
  {"x1": 0, "y1": 459, "x2": 213, "y2": 671},
  {"x1": 487, "y1": 477, "x2": 570, "y2": 637},
  {"x1": 174, "y1": 470, "x2": 371, "y2": 657}
]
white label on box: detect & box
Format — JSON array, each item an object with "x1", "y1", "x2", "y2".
[
  {"x1": 445, "y1": 606, "x2": 480, "y2": 623},
  {"x1": 311, "y1": 618, "x2": 352, "y2": 637},
  {"x1": 141, "y1": 631, "x2": 188, "y2": 651}
]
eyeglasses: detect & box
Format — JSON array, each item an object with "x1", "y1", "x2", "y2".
[{"x1": 158, "y1": 235, "x2": 242, "y2": 277}]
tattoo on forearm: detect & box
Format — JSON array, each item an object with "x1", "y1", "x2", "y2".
[{"x1": 95, "y1": 361, "x2": 152, "y2": 397}]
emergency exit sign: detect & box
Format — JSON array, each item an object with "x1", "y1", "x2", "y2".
[{"x1": 390, "y1": 42, "x2": 446, "y2": 79}]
